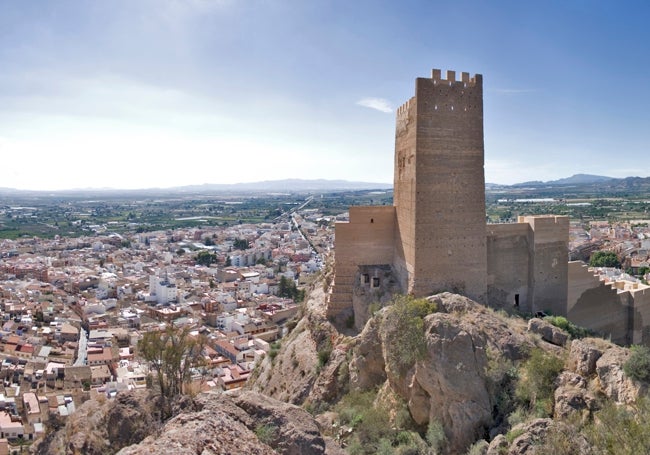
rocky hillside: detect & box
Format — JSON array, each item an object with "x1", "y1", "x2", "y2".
[
  {"x1": 33, "y1": 388, "x2": 336, "y2": 455},
  {"x1": 251, "y1": 290, "x2": 650, "y2": 454},
  {"x1": 32, "y1": 390, "x2": 160, "y2": 455},
  {"x1": 116, "y1": 391, "x2": 330, "y2": 455},
  {"x1": 33, "y1": 288, "x2": 650, "y2": 454}
]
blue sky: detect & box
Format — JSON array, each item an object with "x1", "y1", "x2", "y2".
[{"x1": 1, "y1": 0, "x2": 649, "y2": 190}]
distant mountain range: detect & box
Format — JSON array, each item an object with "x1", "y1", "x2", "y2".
[
  {"x1": 0, "y1": 179, "x2": 393, "y2": 196},
  {"x1": 172, "y1": 179, "x2": 393, "y2": 193},
  {"x1": 511, "y1": 174, "x2": 614, "y2": 187},
  {"x1": 486, "y1": 174, "x2": 650, "y2": 196},
  {"x1": 3, "y1": 174, "x2": 650, "y2": 196}
]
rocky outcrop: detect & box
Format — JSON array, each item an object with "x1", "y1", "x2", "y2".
[
  {"x1": 568, "y1": 338, "x2": 606, "y2": 376},
  {"x1": 486, "y1": 418, "x2": 592, "y2": 455},
  {"x1": 431, "y1": 293, "x2": 531, "y2": 360},
  {"x1": 596, "y1": 344, "x2": 646, "y2": 403},
  {"x1": 528, "y1": 318, "x2": 568, "y2": 346},
  {"x1": 408, "y1": 312, "x2": 493, "y2": 450},
  {"x1": 348, "y1": 314, "x2": 385, "y2": 391},
  {"x1": 349, "y1": 293, "x2": 536, "y2": 453},
  {"x1": 32, "y1": 390, "x2": 159, "y2": 455},
  {"x1": 233, "y1": 392, "x2": 327, "y2": 454},
  {"x1": 34, "y1": 389, "x2": 328, "y2": 455},
  {"x1": 554, "y1": 372, "x2": 597, "y2": 419},
  {"x1": 249, "y1": 286, "x2": 351, "y2": 408},
  {"x1": 117, "y1": 391, "x2": 326, "y2": 455}
]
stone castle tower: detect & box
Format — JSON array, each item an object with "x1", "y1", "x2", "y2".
[
  {"x1": 328, "y1": 68, "x2": 569, "y2": 329},
  {"x1": 393, "y1": 70, "x2": 487, "y2": 303}
]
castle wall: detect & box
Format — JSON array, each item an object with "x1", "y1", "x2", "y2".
[
  {"x1": 486, "y1": 216, "x2": 569, "y2": 315},
  {"x1": 567, "y1": 261, "x2": 631, "y2": 345},
  {"x1": 486, "y1": 223, "x2": 531, "y2": 311},
  {"x1": 395, "y1": 69, "x2": 487, "y2": 302},
  {"x1": 393, "y1": 96, "x2": 417, "y2": 292},
  {"x1": 328, "y1": 206, "x2": 396, "y2": 319},
  {"x1": 523, "y1": 216, "x2": 569, "y2": 316},
  {"x1": 630, "y1": 288, "x2": 650, "y2": 345},
  {"x1": 328, "y1": 69, "x2": 581, "y2": 339}
]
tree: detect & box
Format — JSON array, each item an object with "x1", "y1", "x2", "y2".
[
  {"x1": 195, "y1": 250, "x2": 217, "y2": 266},
  {"x1": 589, "y1": 251, "x2": 620, "y2": 268},
  {"x1": 233, "y1": 238, "x2": 249, "y2": 250},
  {"x1": 277, "y1": 275, "x2": 305, "y2": 302},
  {"x1": 203, "y1": 236, "x2": 215, "y2": 246},
  {"x1": 138, "y1": 325, "x2": 206, "y2": 418}
]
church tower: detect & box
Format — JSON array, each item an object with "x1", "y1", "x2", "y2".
[{"x1": 392, "y1": 69, "x2": 487, "y2": 303}]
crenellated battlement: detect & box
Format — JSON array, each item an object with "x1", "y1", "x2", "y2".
[
  {"x1": 430, "y1": 68, "x2": 482, "y2": 86},
  {"x1": 397, "y1": 96, "x2": 415, "y2": 116}
]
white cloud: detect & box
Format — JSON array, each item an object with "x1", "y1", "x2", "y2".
[{"x1": 356, "y1": 97, "x2": 392, "y2": 113}]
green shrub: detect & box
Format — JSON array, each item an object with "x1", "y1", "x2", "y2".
[
  {"x1": 583, "y1": 396, "x2": 650, "y2": 454},
  {"x1": 268, "y1": 341, "x2": 281, "y2": 360},
  {"x1": 335, "y1": 390, "x2": 376, "y2": 427},
  {"x1": 515, "y1": 348, "x2": 564, "y2": 416},
  {"x1": 507, "y1": 405, "x2": 535, "y2": 428},
  {"x1": 383, "y1": 295, "x2": 437, "y2": 374},
  {"x1": 624, "y1": 345, "x2": 650, "y2": 382},
  {"x1": 285, "y1": 319, "x2": 298, "y2": 333},
  {"x1": 486, "y1": 347, "x2": 518, "y2": 424},
  {"x1": 534, "y1": 418, "x2": 585, "y2": 455},
  {"x1": 369, "y1": 302, "x2": 381, "y2": 316},
  {"x1": 317, "y1": 339, "x2": 332, "y2": 369},
  {"x1": 426, "y1": 420, "x2": 447, "y2": 453},
  {"x1": 465, "y1": 440, "x2": 489, "y2": 455},
  {"x1": 254, "y1": 423, "x2": 278, "y2": 445},
  {"x1": 505, "y1": 427, "x2": 525, "y2": 444},
  {"x1": 334, "y1": 389, "x2": 428, "y2": 454},
  {"x1": 544, "y1": 315, "x2": 592, "y2": 339}
]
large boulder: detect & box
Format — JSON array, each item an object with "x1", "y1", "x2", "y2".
[
  {"x1": 382, "y1": 293, "x2": 533, "y2": 453},
  {"x1": 554, "y1": 372, "x2": 597, "y2": 419},
  {"x1": 118, "y1": 391, "x2": 326, "y2": 455},
  {"x1": 348, "y1": 314, "x2": 386, "y2": 391},
  {"x1": 568, "y1": 338, "x2": 605, "y2": 377},
  {"x1": 409, "y1": 313, "x2": 493, "y2": 452},
  {"x1": 234, "y1": 391, "x2": 327, "y2": 455},
  {"x1": 528, "y1": 318, "x2": 568, "y2": 346},
  {"x1": 117, "y1": 393, "x2": 275, "y2": 455},
  {"x1": 596, "y1": 345, "x2": 646, "y2": 403},
  {"x1": 32, "y1": 390, "x2": 158, "y2": 455}
]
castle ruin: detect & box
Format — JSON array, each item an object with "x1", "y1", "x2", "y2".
[{"x1": 328, "y1": 69, "x2": 569, "y2": 329}]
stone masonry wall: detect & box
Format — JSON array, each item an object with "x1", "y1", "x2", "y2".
[
  {"x1": 394, "y1": 69, "x2": 487, "y2": 302},
  {"x1": 524, "y1": 215, "x2": 569, "y2": 316},
  {"x1": 328, "y1": 206, "x2": 396, "y2": 320},
  {"x1": 487, "y1": 223, "x2": 531, "y2": 311},
  {"x1": 567, "y1": 261, "x2": 631, "y2": 345}
]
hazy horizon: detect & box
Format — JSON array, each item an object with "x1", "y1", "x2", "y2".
[{"x1": 0, "y1": 173, "x2": 635, "y2": 193}]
